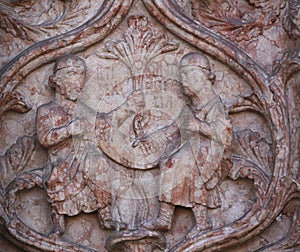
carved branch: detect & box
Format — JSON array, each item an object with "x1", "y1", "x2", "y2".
[
  {"x1": 191, "y1": 0, "x2": 286, "y2": 42},
  {"x1": 140, "y1": 1, "x2": 294, "y2": 252},
  {"x1": 0, "y1": 11, "x2": 34, "y2": 41},
  {"x1": 142, "y1": 0, "x2": 269, "y2": 94},
  {"x1": 229, "y1": 129, "x2": 272, "y2": 199},
  {"x1": 230, "y1": 93, "x2": 267, "y2": 117},
  {"x1": 0, "y1": 0, "x2": 133, "y2": 94},
  {"x1": 5, "y1": 168, "x2": 43, "y2": 213},
  {"x1": 96, "y1": 15, "x2": 179, "y2": 75},
  {"x1": 0, "y1": 92, "x2": 31, "y2": 116},
  {"x1": 0, "y1": 135, "x2": 38, "y2": 202},
  {"x1": 7, "y1": 218, "x2": 97, "y2": 252},
  {"x1": 0, "y1": 0, "x2": 298, "y2": 251}
]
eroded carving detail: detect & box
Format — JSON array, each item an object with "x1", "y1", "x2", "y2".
[
  {"x1": 0, "y1": 0, "x2": 94, "y2": 41},
  {"x1": 36, "y1": 55, "x2": 125, "y2": 238},
  {"x1": 97, "y1": 15, "x2": 179, "y2": 76},
  {"x1": 283, "y1": 0, "x2": 300, "y2": 39},
  {"x1": 190, "y1": 0, "x2": 286, "y2": 42},
  {"x1": 0, "y1": 91, "x2": 31, "y2": 116},
  {"x1": 142, "y1": 53, "x2": 232, "y2": 240},
  {"x1": 0, "y1": 136, "x2": 36, "y2": 187},
  {"x1": 0, "y1": 1, "x2": 299, "y2": 252}
]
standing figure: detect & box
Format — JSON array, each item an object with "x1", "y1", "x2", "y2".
[
  {"x1": 36, "y1": 55, "x2": 117, "y2": 237},
  {"x1": 143, "y1": 52, "x2": 232, "y2": 238}
]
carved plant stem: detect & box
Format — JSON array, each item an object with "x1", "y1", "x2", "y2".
[{"x1": 0, "y1": 0, "x2": 133, "y2": 94}]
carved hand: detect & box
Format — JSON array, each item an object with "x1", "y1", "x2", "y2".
[
  {"x1": 184, "y1": 117, "x2": 213, "y2": 139},
  {"x1": 68, "y1": 117, "x2": 89, "y2": 136},
  {"x1": 127, "y1": 91, "x2": 146, "y2": 109}
]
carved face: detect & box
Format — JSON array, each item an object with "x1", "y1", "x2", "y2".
[
  {"x1": 180, "y1": 66, "x2": 216, "y2": 108},
  {"x1": 52, "y1": 66, "x2": 86, "y2": 101}
]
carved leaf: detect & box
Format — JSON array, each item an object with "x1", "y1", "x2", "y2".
[
  {"x1": 191, "y1": 0, "x2": 285, "y2": 42},
  {"x1": 230, "y1": 129, "x2": 272, "y2": 197},
  {"x1": 0, "y1": 0, "x2": 89, "y2": 41},
  {"x1": 0, "y1": 4, "x2": 47, "y2": 42},
  {"x1": 230, "y1": 93, "x2": 266, "y2": 117},
  {"x1": 0, "y1": 10, "x2": 30, "y2": 40},
  {"x1": 0, "y1": 91, "x2": 31, "y2": 116},
  {"x1": 1, "y1": 136, "x2": 36, "y2": 178},
  {"x1": 283, "y1": 0, "x2": 300, "y2": 39},
  {"x1": 246, "y1": 0, "x2": 286, "y2": 16},
  {"x1": 97, "y1": 15, "x2": 179, "y2": 74}
]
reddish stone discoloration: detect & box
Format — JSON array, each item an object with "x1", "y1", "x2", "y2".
[{"x1": 0, "y1": 0, "x2": 299, "y2": 251}]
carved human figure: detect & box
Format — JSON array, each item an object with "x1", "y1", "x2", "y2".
[
  {"x1": 36, "y1": 55, "x2": 119, "y2": 236},
  {"x1": 143, "y1": 52, "x2": 232, "y2": 238}
]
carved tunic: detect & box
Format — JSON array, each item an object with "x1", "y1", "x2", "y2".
[
  {"x1": 36, "y1": 101, "x2": 108, "y2": 215},
  {"x1": 159, "y1": 100, "x2": 225, "y2": 209}
]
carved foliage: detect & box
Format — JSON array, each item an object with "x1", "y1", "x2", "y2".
[
  {"x1": 283, "y1": 0, "x2": 300, "y2": 39},
  {"x1": 97, "y1": 15, "x2": 179, "y2": 75},
  {"x1": 0, "y1": 0, "x2": 94, "y2": 41},
  {"x1": 0, "y1": 136, "x2": 38, "y2": 199},
  {"x1": 0, "y1": 1, "x2": 299, "y2": 251},
  {"x1": 137, "y1": 1, "x2": 299, "y2": 251},
  {"x1": 0, "y1": 11, "x2": 33, "y2": 41},
  {"x1": 0, "y1": 0, "x2": 132, "y2": 98},
  {"x1": 230, "y1": 129, "x2": 272, "y2": 198},
  {"x1": 190, "y1": 0, "x2": 286, "y2": 41},
  {"x1": 0, "y1": 91, "x2": 31, "y2": 116}
]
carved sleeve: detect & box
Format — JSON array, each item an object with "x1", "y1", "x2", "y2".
[{"x1": 36, "y1": 104, "x2": 72, "y2": 148}]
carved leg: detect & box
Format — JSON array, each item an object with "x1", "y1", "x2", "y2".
[
  {"x1": 47, "y1": 207, "x2": 65, "y2": 238},
  {"x1": 142, "y1": 202, "x2": 175, "y2": 232},
  {"x1": 186, "y1": 204, "x2": 212, "y2": 239},
  {"x1": 98, "y1": 205, "x2": 127, "y2": 231}
]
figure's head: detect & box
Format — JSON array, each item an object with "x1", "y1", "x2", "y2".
[
  {"x1": 180, "y1": 52, "x2": 215, "y2": 84},
  {"x1": 179, "y1": 52, "x2": 216, "y2": 107},
  {"x1": 49, "y1": 55, "x2": 87, "y2": 101}
]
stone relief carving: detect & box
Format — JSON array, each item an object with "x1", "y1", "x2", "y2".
[
  {"x1": 189, "y1": 0, "x2": 286, "y2": 42},
  {"x1": 0, "y1": 0, "x2": 299, "y2": 252},
  {"x1": 0, "y1": 0, "x2": 98, "y2": 41},
  {"x1": 283, "y1": 0, "x2": 300, "y2": 39},
  {"x1": 0, "y1": 0, "x2": 100, "y2": 69},
  {"x1": 36, "y1": 54, "x2": 121, "y2": 237},
  {"x1": 141, "y1": 52, "x2": 232, "y2": 239},
  {"x1": 176, "y1": 0, "x2": 300, "y2": 43},
  {"x1": 0, "y1": 91, "x2": 31, "y2": 116}
]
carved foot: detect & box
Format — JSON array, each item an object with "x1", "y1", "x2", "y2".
[
  {"x1": 100, "y1": 217, "x2": 127, "y2": 231},
  {"x1": 47, "y1": 211, "x2": 65, "y2": 239},
  {"x1": 98, "y1": 207, "x2": 127, "y2": 231},
  {"x1": 142, "y1": 218, "x2": 171, "y2": 232},
  {"x1": 185, "y1": 222, "x2": 211, "y2": 239},
  {"x1": 142, "y1": 202, "x2": 174, "y2": 232}
]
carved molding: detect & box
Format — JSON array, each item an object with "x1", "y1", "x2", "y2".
[
  {"x1": 0, "y1": 0, "x2": 133, "y2": 93},
  {"x1": 190, "y1": 0, "x2": 286, "y2": 42}
]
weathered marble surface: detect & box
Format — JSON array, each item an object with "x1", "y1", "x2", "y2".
[{"x1": 0, "y1": 0, "x2": 299, "y2": 251}]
